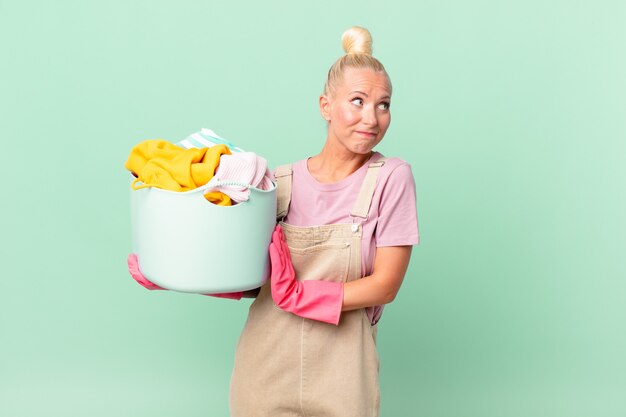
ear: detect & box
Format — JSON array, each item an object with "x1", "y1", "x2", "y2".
[{"x1": 319, "y1": 94, "x2": 331, "y2": 122}]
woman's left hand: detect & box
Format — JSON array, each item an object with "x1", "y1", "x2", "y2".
[{"x1": 269, "y1": 224, "x2": 344, "y2": 325}]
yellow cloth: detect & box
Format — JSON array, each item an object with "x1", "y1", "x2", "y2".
[{"x1": 125, "y1": 139, "x2": 233, "y2": 206}]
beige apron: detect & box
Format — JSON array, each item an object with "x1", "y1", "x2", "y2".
[{"x1": 230, "y1": 158, "x2": 388, "y2": 417}]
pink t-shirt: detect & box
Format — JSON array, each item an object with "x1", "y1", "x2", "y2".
[{"x1": 277, "y1": 151, "x2": 419, "y2": 325}]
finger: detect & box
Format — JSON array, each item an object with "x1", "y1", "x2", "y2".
[
  {"x1": 273, "y1": 224, "x2": 282, "y2": 243},
  {"x1": 269, "y1": 242, "x2": 280, "y2": 270},
  {"x1": 127, "y1": 254, "x2": 165, "y2": 290},
  {"x1": 273, "y1": 229, "x2": 287, "y2": 260},
  {"x1": 272, "y1": 227, "x2": 281, "y2": 247},
  {"x1": 269, "y1": 242, "x2": 288, "y2": 277}
]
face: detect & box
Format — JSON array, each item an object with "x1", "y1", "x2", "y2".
[{"x1": 320, "y1": 68, "x2": 391, "y2": 156}]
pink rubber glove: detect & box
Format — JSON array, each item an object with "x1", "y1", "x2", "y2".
[
  {"x1": 269, "y1": 224, "x2": 344, "y2": 325},
  {"x1": 127, "y1": 254, "x2": 243, "y2": 300}
]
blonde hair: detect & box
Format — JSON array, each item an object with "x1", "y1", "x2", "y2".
[{"x1": 323, "y1": 26, "x2": 392, "y2": 97}]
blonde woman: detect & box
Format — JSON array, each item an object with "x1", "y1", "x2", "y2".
[{"x1": 230, "y1": 26, "x2": 420, "y2": 417}]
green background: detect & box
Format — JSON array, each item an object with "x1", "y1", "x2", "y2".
[{"x1": 1, "y1": 0, "x2": 624, "y2": 416}]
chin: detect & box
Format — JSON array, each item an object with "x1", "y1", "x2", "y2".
[
  {"x1": 350, "y1": 147, "x2": 375, "y2": 156},
  {"x1": 352, "y1": 141, "x2": 380, "y2": 155}
]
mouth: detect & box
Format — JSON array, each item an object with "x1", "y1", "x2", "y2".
[{"x1": 356, "y1": 131, "x2": 378, "y2": 138}]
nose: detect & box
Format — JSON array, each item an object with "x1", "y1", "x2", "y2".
[{"x1": 362, "y1": 105, "x2": 378, "y2": 127}]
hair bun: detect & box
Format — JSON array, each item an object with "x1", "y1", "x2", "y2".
[{"x1": 341, "y1": 26, "x2": 373, "y2": 55}]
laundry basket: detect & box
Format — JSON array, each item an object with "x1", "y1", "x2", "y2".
[{"x1": 130, "y1": 180, "x2": 276, "y2": 293}]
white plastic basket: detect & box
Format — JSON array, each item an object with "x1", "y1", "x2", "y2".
[{"x1": 130, "y1": 180, "x2": 276, "y2": 293}]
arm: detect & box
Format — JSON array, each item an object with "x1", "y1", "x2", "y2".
[
  {"x1": 269, "y1": 225, "x2": 414, "y2": 324},
  {"x1": 342, "y1": 245, "x2": 413, "y2": 311},
  {"x1": 341, "y1": 162, "x2": 418, "y2": 310}
]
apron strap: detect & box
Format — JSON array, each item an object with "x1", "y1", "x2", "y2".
[
  {"x1": 350, "y1": 157, "x2": 390, "y2": 220},
  {"x1": 274, "y1": 163, "x2": 293, "y2": 221}
]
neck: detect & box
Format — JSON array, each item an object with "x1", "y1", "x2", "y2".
[{"x1": 308, "y1": 142, "x2": 374, "y2": 184}]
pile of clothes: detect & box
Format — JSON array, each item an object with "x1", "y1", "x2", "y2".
[{"x1": 125, "y1": 128, "x2": 274, "y2": 206}]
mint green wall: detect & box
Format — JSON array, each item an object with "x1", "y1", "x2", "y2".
[{"x1": 1, "y1": 1, "x2": 624, "y2": 416}]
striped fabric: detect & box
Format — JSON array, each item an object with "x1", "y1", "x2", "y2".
[{"x1": 177, "y1": 128, "x2": 245, "y2": 152}]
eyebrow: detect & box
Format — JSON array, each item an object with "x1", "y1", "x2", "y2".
[{"x1": 350, "y1": 90, "x2": 391, "y2": 100}]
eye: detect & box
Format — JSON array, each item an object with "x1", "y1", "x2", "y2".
[
  {"x1": 378, "y1": 101, "x2": 391, "y2": 110},
  {"x1": 350, "y1": 97, "x2": 364, "y2": 106}
]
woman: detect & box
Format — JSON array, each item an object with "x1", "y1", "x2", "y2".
[
  {"x1": 229, "y1": 27, "x2": 419, "y2": 417},
  {"x1": 127, "y1": 26, "x2": 418, "y2": 417}
]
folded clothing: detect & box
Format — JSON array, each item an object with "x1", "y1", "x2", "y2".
[{"x1": 177, "y1": 128, "x2": 245, "y2": 152}]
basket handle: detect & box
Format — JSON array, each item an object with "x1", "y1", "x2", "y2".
[{"x1": 197, "y1": 179, "x2": 275, "y2": 194}]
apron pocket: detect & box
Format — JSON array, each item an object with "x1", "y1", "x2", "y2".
[{"x1": 288, "y1": 242, "x2": 351, "y2": 283}]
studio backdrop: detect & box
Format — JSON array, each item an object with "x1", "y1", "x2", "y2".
[{"x1": 1, "y1": 1, "x2": 624, "y2": 416}]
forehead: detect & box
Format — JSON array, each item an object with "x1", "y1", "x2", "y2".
[{"x1": 337, "y1": 68, "x2": 391, "y2": 97}]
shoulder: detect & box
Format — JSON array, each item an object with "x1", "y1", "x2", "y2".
[
  {"x1": 375, "y1": 154, "x2": 415, "y2": 184},
  {"x1": 371, "y1": 154, "x2": 417, "y2": 211},
  {"x1": 371, "y1": 154, "x2": 420, "y2": 246}
]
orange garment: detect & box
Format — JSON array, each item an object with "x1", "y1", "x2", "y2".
[{"x1": 125, "y1": 139, "x2": 233, "y2": 205}]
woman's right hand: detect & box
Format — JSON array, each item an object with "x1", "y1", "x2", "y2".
[
  {"x1": 127, "y1": 253, "x2": 165, "y2": 290},
  {"x1": 126, "y1": 253, "x2": 244, "y2": 299}
]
